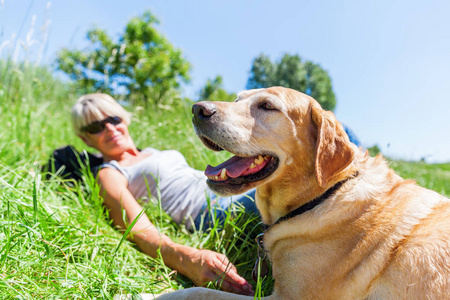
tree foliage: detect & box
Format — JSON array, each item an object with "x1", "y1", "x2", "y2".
[
  {"x1": 198, "y1": 75, "x2": 236, "y2": 102},
  {"x1": 247, "y1": 53, "x2": 336, "y2": 111},
  {"x1": 56, "y1": 11, "x2": 190, "y2": 106}
]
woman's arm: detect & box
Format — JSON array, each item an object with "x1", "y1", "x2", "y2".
[{"x1": 97, "y1": 168, "x2": 254, "y2": 295}]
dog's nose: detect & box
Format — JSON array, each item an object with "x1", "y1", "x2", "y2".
[{"x1": 192, "y1": 102, "x2": 216, "y2": 120}]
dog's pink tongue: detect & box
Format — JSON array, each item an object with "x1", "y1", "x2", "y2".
[{"x1": 205, "y1": 156, "x2": 256, "y2": 178}]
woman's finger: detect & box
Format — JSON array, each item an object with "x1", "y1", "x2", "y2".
[
  {"x1": 214, "y1": 271, "x2": 254, "y2": 295},
  {"x1": 210, "y1": 255, "x2": 254, "y2": 295}
]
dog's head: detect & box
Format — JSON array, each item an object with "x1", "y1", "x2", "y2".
[{"x1": 192, "y1": 87, "x2": 356, "y2": 223}]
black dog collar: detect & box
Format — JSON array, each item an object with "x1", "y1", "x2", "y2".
[{"x1": 262, "y1": 172, "x2": 359, "y2": 232}]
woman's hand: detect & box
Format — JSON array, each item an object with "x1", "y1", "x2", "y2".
[{"x1": 175, "y1": 246, "x2": 254, "y2": 295}]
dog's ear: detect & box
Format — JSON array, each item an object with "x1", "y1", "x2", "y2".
[{"x1": 311, "y1": 105, "x2": 355, "y2": 187}]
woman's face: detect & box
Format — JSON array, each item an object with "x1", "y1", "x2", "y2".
[{"x1": 80, "y1": 114, "x2": 133, "y2": 158}]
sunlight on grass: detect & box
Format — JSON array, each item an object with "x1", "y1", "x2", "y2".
[
  {"x1": 0, "y1": 60, "x2": 271, "y2": 298},
  {"x1": 0, "y1": 60, "x2": 448, "y2": 298}
]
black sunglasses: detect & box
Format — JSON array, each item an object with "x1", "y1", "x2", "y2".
[{"x1": 81, "y1": 116, "x2": 123, "y2": 134}]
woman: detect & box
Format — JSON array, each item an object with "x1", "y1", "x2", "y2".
[{"x1": 72, "y1": 93, "x2": 257, "y2": 295}]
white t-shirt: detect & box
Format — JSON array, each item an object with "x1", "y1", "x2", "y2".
[{"x1": 100, "y1": 147, "x2": 208, "y2": 230}]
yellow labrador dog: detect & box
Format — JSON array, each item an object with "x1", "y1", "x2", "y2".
[{"x1": 157, "y1": 87, "x2": 450, "y2": 299}]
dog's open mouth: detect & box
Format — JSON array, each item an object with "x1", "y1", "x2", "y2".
[{"x1": 200, "y1": 136, "x2": 279, "y2": 185}]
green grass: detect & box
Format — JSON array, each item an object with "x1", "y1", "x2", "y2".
[
  {"x1": 390, "y1": 160, "x2": 450, "y2": 196},
  {"x1": 0, "y1": 60, "x2": 449, "y2": 299},
  {"x1": 0, "y1": 60, "x2": 270, "y2": 299}
]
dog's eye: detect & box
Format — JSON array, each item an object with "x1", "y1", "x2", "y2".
[{"x1": 260, "y1": 102, "x2": 276, "y2": 110}]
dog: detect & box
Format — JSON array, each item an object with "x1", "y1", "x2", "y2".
[{"x1": 156, "y1": 87, "x2": 450, "y2": 299}]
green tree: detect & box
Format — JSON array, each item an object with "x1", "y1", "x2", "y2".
[
  {"x1": 247, "y1": 53, "x2": 336, "y2": 111},
  {"x1": 198, "y1": 75, "x2": 236, "y2": 102},
  {"x1": 56, "y1": 10, "x2": 190, "y2": 106}
]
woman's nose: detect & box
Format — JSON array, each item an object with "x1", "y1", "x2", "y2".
[{"x1": 104, "y1": 122, "x2": 117, "y2": 131}]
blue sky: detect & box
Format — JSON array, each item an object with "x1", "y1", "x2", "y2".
[{"x1": 1, "y1": 0, "x2": 449, "y2": 162}]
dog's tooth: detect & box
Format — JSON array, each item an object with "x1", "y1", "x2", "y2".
[
  {"x1": 250, "y1": 163, "x2": 256, "y2": 169},
  {"x1": 220, "y1": 168, "x2": 227, "y2": 179},
  {"x1": 255, "y1": 155, "x2": 264, "y2": 165}
]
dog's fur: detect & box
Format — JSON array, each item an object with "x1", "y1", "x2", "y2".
[{"x1": 157, "y1": 87, "x2": 450, "y2": 299}]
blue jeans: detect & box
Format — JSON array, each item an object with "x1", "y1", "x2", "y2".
[{"x1": 193, "y1": 189, "x2": 259, "y2": 232}]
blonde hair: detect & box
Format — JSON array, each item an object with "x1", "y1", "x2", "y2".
[{"x1": 72, "y1": 93, "x2": 131, "y2": 136}]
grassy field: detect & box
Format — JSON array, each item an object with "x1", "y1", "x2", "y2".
[{"x1": 0, "y1": 61, "x2": 449, "y2": 299}]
